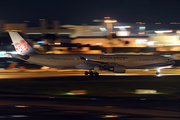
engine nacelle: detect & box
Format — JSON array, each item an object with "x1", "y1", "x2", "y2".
[{"x1": 109, "y1": 65, "x2": 126, "y2": 73}]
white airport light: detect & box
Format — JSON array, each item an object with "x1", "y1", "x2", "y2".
[
  {"x1": 54, "y1": 43, "x2": 61, "y2": 45},
  {"x1": 0, "y1": 51, "x2": 18, "y2": 57},
  {"x1": 96, "y1": 43, "x2": 102, "y2": 45},
  {"x1": 104, "y1": 20, "x2": 117, "y2": 23},
  {"x1": 99, "y1": 28, "x2": 107, "y2": 31},
  {"x1": 116, "y1": 31, "x2": 130, "y2": 36},
  {"x1": 0, "y1": 51, "x2": 6, "y2": 54},
  {"x1": 33, "y1": 45, "x2": 40, "y2": 48},
  {"x1": 164, "y1": 44, "x2": 180, "y2": 46},
  {"x1": 139, "y1": 26, "x2": 146, "y2": 30},
  {"x1": 147, "y1": 41, "x2": 154, "y2": 46},
  {"x1": 135, "y1": 89, "x2": 157, "y2": 94},
  {"x1": 114, "y1": 26, "x2": 131, "y2": 29},
  {"x1": 176, "y1": 30, "x2": 180, "y2": 34},
  {"x1": 114, "y1": 26, "x2": 131, "y2": 30},
  {"x1": 155, "y1": 30, "x2": 173, "y2": 33},
  {"x1": 0, "y1": 51, "x2": 7, "y2": 57},
  {"x1": 8, "y1": 51, "x2": 18, "y2": 54},
  {"x1": 135, "y1": 39, "x2": 148, "y2": 44}
]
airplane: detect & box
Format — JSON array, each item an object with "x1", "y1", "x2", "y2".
[{"x1": 8, "y1": 31, "x2": 175, "y2": 76}]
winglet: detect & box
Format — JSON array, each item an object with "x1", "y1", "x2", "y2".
[{"x1": 9, "y1": 31, "x2": 38, "y2": 54}]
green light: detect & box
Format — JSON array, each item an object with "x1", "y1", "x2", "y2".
[{"x1": 62, "y1": 92, "x2": 87, "y2": 95}]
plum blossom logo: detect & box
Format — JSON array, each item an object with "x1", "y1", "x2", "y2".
[{"x1": 15, "y1": 40, "x2": 30, "y2": 53}]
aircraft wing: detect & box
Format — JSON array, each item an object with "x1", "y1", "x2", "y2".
[{"x1": 80, "y1": 57, "x2": 120, "y2": 68}]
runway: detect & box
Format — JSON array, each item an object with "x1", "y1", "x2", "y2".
[
  {"x1": 0, "y1": 69, "x2": 180, "y2": 119},
  {"x1": 0, "y1": 69, "x2": 180, "y2": 79},
  {"x1": 0, "y1": 97, "x2": 180, "y2": 119}
]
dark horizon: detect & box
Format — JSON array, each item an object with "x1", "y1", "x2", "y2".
[{"x1": 1, "y1": 0, "x2": 180, "y2": 25}]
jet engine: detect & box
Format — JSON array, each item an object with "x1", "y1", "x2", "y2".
[{"x1": 109, "y1": 65, "x2": 126, "y2": 73}]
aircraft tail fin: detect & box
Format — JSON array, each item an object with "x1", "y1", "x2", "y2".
[{"x1": 8, "y1": 31, "x2": 38, "y2": 54}]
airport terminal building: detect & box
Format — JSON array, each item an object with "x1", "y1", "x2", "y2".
[{"x1": 1, "y1": 19, "x2": 180, "y2": 55}]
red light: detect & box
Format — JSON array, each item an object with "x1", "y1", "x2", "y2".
[
  {"x1": 24, "y1": 21, "x2": 30, "y2": 22},
  {"x1": 39, "y1": 19, "x2": 45, "y2": 21}
]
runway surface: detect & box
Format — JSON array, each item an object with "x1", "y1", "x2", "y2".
[
  {"x1": 0, "y1": 97, "x2": 180, "y2": 119},
  {"x1": 0, "y1": 69, "x2": 180, "y2": 79},
  {"x1": 0, "y1": 69, "x2": 180, "y2": 119}
]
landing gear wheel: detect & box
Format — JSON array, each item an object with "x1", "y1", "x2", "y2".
[
  {"x1": 84, "y1": 71, "x2": 88, "y2": 75},
  {"x1": 90, "y1": 71, "x2": 94, "y2": 76},
  {"x1": 156, "y1": 72, "x2": 159, "y2": 75},
  {"x1": 94, "y1": 72, "x2": 99, "y2": 76}
]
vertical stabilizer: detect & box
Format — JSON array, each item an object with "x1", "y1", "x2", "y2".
[{"x1": 9, "y1": 31, "x2": 38, "y2": 54}]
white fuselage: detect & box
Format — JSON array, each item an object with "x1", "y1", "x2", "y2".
[{"x1": 12, "y1": 54, "x2": 174, "y2": 70}]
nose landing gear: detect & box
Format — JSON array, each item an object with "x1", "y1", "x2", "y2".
[
  {"x1": 84, "y1": 66, "x2": 99, "y2": 76},
  {"x1": 156, "y1": 69, "x2": 160, "y2": 75}
]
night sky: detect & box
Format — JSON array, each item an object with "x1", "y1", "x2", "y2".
[{"x1": 0, "y1": 0, "x2": 180, "y2": 25}]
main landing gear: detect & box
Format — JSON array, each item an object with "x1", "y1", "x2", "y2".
[
  {"x1": 84, "y1": 66, "x2": 100, "y2": 76},
  {"x1": 156, "y1": 69, "x2": 160, "y2": 75},
  {"x1": 84, "y1": 71, "x2": 99, "y2": 76}
]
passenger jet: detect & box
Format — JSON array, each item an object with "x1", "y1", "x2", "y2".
[{"x1": 8, "y1": 31, "x2": 175, "y2": 76}]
